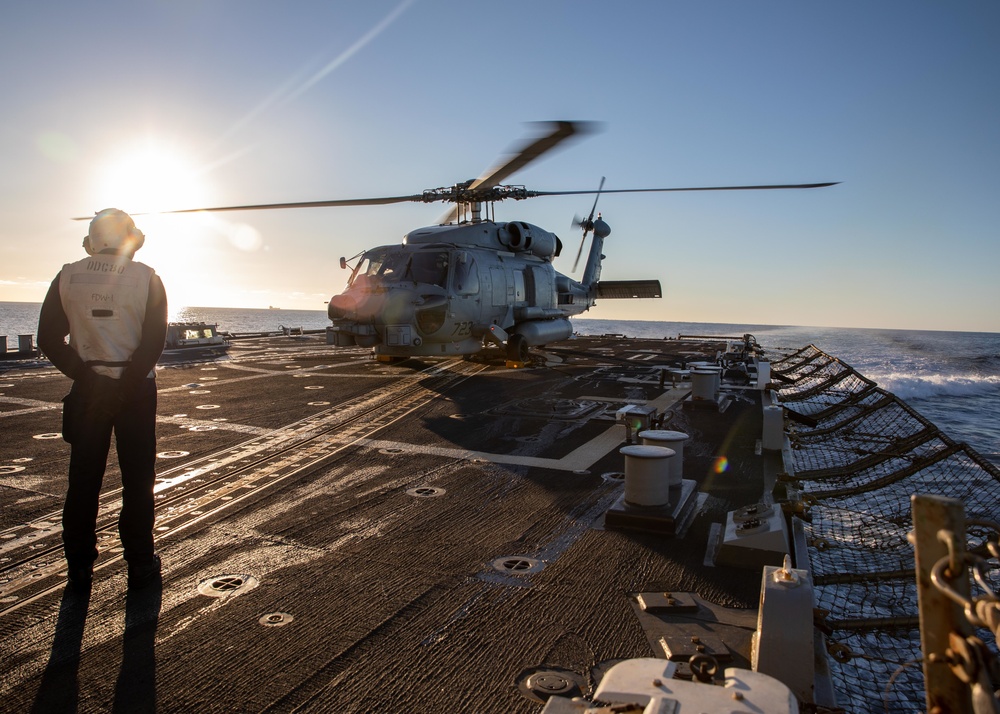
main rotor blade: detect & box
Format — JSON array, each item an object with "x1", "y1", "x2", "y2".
[
  {"x1": 438, "y1": 120, "x2": 601, "y2": 224},
  {"x1": 529, "y1": 182, "x2": 839, "y2": 199},
  {"x1": 74, "y1": 194, "x2": 427, "y2": 220},
  {"x1": 469, "y1": 120, "x2": 600, "y2": 192}
]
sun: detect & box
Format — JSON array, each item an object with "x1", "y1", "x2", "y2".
[
  {"x1": 89, "y1": 138, "x2": 230, "y2": 308},
  {"x1": 94, "y1": 138, "x2": 211, "y2": 215},
  {"x1": 86, "y1": 137, "x2": 271, "y2": 310}
]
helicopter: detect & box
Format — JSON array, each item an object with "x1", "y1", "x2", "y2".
[{"x1": 138, "y1": 121, "x2": 837, "y2": 364}]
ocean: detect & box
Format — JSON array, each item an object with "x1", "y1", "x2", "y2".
[{"x1": 4, "y1": 301, "x2": 998, "y2": 463}]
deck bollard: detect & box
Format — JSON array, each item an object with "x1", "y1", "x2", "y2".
[
  {"x1": 762, "y1": 405, "x2": 784, "y2": 451},
  {"x1": 756, "y1": 360, "x2": 771, "y2": 389},
  {"x1": 700, "y1": 365, "x2": 722, "y2": 395},
  {"x1": 620, "y1": 444, "x2": 675, "y2": 507},
  {"x1": 638, "y1": 430, "x2": 689, "y2": 486},
  {"x1": 691, "y1": 369, "x2": 716, "y2": 401}
]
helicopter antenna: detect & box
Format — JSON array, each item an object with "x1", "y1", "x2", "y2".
[{"x1": 572, "y1": 176, "x2": 605, "y2": 273}]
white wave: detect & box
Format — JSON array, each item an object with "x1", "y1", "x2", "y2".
[{"x1": 871, "y1": 370, "x2": 1000, "y2": 400}]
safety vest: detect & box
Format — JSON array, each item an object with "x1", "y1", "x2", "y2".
[{"x1": 59, "y1": 255, "x2": 155, "y2": 379}]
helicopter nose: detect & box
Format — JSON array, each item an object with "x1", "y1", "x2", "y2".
[
  {"x1": 378, "y1": 290, "x2": 416, "y2": 326},
  {"x1": 328, "y1": 294, "x2": 356, "y2": 319}
]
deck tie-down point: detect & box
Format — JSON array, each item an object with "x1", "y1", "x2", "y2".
[
  {"x1": 516, "y1": 666, "x2": 585, "y2": 704},
  {"x1": 259, "y1": 612, "x2": 294, "y2": 627},
  {"x1": 406, "y1": 486, "x2": 446, "y2": 498},
  {"x1": 197, "y1": 574, "x2": 259, "y2": 598},
  {"x1": 492, "y1": 556, "x2": 544, "y2": 575}
]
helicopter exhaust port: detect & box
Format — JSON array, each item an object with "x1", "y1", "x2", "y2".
[{"x1": 503, "y1": 222, "x2": 560, "y2": 260}]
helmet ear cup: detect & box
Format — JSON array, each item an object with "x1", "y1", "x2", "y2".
[
  {"x1": 83, "y1": 234, "x2": 95, "y2": 255},
  {"x1": 128, "y1": 227, "x2": 145, "y2": 253}
]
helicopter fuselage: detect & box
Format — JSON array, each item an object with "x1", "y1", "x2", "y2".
[
  {"x1": 142, "y1": 120, "x2": 827, "y2": 363},
  {"x1": 327, "y1": 220, "x2": 601, "y2": 359}
]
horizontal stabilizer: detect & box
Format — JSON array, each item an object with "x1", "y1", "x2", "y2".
[{"x1": 596, "y1": 280, "x2": 662, "y2": 299}]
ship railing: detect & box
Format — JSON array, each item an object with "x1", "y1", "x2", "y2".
[{"x1": 772, "y1": 344, "x2": 1000, "y2": 712}]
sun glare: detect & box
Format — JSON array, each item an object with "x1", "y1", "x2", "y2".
[
  {"x1": 94, "y1": 139, "x2": 210, "y2": 215},
  {"x1": 88, "y1": 138, "x2": 270, "y2": 308},
  {"x1": 129, "y1": 211, "x2": 266, "y2": 310}
]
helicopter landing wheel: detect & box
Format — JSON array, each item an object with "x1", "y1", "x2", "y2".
[{"x1": 507, "y1": 334, "x2": 529, "y2": 363}]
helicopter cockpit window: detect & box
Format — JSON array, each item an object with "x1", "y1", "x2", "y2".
[
  {"x1": 454, "y1": 255, "x2": 480, "y2": 295},
  {"x1": 374, "y1": 253, "x2": 409, "y2": 280},
  {"x1": 350, "y1": 250, "x2": 449, "y2": 288},
  {"x1": 351, "y1": 251, "x2": 402, "y2": 286},
  {"x1": 408, "y1": 251, "x2": 449, "y2": 287}
]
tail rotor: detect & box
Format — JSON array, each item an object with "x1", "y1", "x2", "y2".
[{"x1": 571, "y1": 176, "x2": 605, "y2": 273}]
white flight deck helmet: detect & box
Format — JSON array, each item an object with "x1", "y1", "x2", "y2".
[{"x1": 83, "y1": 208, "x2": 145, "y2": 256}]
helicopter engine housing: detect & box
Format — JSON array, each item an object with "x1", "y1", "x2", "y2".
[{"x1": 501, "y1": 222, "x2": 561, "y2": 261}]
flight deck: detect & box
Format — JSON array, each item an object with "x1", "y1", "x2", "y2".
[{"x1": 2, "y1": 332, "x2": 998, "y2": 713}]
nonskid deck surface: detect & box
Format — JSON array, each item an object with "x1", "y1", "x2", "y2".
[
  {"x1": 6, "y1": 333, "x2": 999, "y2": 712},
  {"x1": 0, "y1": 334, "x2": 777, "y2": 712}
]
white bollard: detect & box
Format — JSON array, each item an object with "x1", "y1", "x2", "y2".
[
  {"x1": 638, "y1": 430, "x2": 689, "y2": 486},
  {"x1": 762, "y1": 405, "x2": 784, "y2": 451},
  {"x1": 702, "y1": 365, "x2": 722, "y2": 394},
  {"x1": 620, "y1": 445, "x2": 675, "y2": 507},
  {"x1": 691, "y1": 369, "x2": 716, "y2": 401},
  {"x1": 756, "y1": 361, "x2": 771, "y2": 389}
]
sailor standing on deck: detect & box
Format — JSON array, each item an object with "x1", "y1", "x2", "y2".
[{"x1": 37, "y1": 208, "x2": 168, "y2": 591}]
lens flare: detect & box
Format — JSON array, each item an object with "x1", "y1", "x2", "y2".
[{"x1": 713, "y1": 456, "x2": 729, "y2": 474}]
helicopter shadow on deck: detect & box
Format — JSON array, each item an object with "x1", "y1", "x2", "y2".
[
  {"x1": 395, "y1": 346, "x2": 769, "y2": 612},
  {"x1": 391, "y1": 346, "x2": 665, "y2": 491},
  {"x1": 391, "y1": 351, "x2": 590, "y2": 450}
]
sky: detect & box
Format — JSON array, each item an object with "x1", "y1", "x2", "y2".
[{"x1": 1, "y1": 0, "x2": 997, "y2": 332}]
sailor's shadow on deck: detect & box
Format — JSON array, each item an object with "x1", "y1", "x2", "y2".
[
  {"x1": 112, "y1": 582, "x2": 162, "y2": 714},
  {"x1": 30, "y1": 586, "x2": 91, "y2": 714}
]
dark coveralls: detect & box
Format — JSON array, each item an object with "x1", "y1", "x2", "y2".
[{"x1": 37, "y1": 272, "x2": 168, "y2": 572}]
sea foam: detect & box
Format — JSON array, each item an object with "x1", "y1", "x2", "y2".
[{"x1": 870, "y1": 371, "x2": 1000, "y2": 401}]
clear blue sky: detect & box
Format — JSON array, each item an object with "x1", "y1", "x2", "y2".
[{"x1": 2, "y1": 1, "x2": 997, "y2": 332}]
